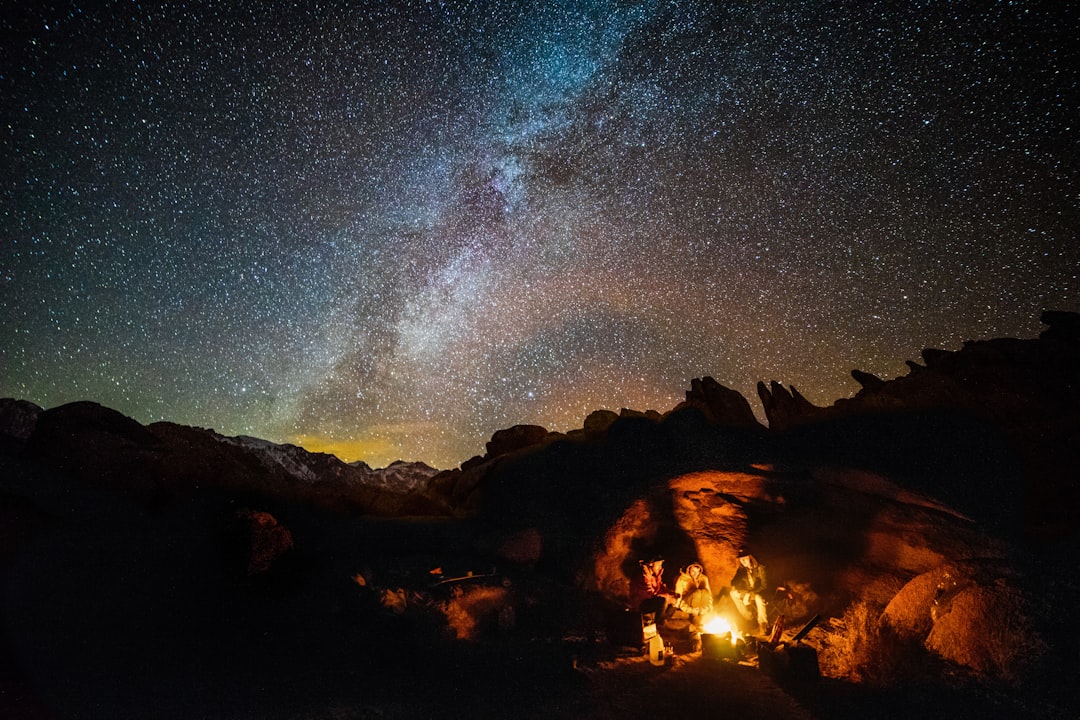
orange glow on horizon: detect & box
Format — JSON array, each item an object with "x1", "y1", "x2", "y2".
[{"x1": 290, "y1": 434, "x2": 396, "y2": 466}]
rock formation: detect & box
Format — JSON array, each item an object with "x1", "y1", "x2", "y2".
[
  {"x1": 677, "y1": 376, "x2": 765, "y2": 430},
  {"x1": 485, "y1": 423, "x2": 552, "y2": 458},
  {"x1": 0, "y1": 398, "x2": 42, "y2": 453},
  {"x1": 755, "y1": 310, "x2": 1080, "y2": 539}
]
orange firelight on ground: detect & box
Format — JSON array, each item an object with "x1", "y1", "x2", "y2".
[{"x1": 702, "y1": 615, "x2": 740, "y2": 645}]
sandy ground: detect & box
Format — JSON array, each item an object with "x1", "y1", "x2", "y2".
[{"x1": 576, "y1": 652, "x2": 817, "y2": 720}]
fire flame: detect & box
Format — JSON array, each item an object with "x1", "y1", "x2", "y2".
[{"x1": 702, "y1": 615, "x2": 740, "y2": 645}]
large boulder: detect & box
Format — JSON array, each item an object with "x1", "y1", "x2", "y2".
[
  {"x1": 667, "y1": 470, "x2": 764, "y2": 587},
  {"x1": 0, "y1": 398, "x2": 42, "y2": 453},
  {"x1": 583, "y1": 409, "x2": 619, "y2": 436},
  {"x1": 882, "y1": 561, "x2": 1047, "y2": 684},
  {"x1": 485, "y1": 424, "x2": 550, "y2": 459},
  {"x1": 229, "y1": 508, "x2": 295, "y2": 576},
  {"x1": 925, "y1": 578, "x2": 1045, "y2": 683},
  {"x1": 585, "y1": 470, "x2": 768, "y2": 605},
  {"x1": 675, "y1": 376, "x2": 764, "y2": 430}
]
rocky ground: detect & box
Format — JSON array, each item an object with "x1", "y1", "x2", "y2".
[{"x1": 2, "y1": 466, "x2": 1075, "y2": 720}]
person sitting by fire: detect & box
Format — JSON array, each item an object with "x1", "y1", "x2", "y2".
[
  {"x1": 729, "y1": 550, "x2": 769, "y2": 635},
  {"x1": 674, "y1": 562, "x2": 712, "y2": 643},
  {"x1": 674, "y1": 562, "x2": 713, "y2": 620},
  {"x1": 630, "y1": 555, "x2": 674, "y2": 617}
]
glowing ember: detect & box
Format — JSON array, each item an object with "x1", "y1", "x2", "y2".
[{"x1": 701, "y1": 615, "x2": 740, "y2": 645}]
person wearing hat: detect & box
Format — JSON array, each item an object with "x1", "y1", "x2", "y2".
[
  {"x1": 631, "y1": 555, "x2": 674, "y2": 616},
  {"x1": 729, "y1": 550, "x2": 769, "y2": 635}
]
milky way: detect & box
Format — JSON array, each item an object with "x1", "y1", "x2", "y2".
[{"x1": 2, "y1": 1, "x2": 1076, "y2": 467}]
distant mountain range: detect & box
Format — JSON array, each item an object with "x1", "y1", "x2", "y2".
[{"x1": 0, "y1": 399, "x2": 447, "y2": 517}]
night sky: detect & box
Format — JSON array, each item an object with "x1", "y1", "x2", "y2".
[{"x1": 2, "y1": 1, "x2": 1076, "y2": 468}]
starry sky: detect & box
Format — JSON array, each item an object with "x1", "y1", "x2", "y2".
[{"x1": 2, "y1": 1, "x2": 1076, "y2": 468}]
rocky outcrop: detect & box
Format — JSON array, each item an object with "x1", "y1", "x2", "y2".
[
  {"x1": 880, "y1": 560, "x2": 1046, "y2": 684},
  {"x1": 754, "y1": 311, "x2": 1080, "y2": 539},
  {"x1": 231, "y1": 508, "x2": 295, "y2": 576},
  {"x1": 0, "y1": 398, "x2": 42, "y2": 453},
  {"x1": 851, "y1": 369, "x2": 886, "y2": 392},
  {"x1": 1040, "y1": 309, "x2": 1080, "y2": 341},
  {"x1": 756, "y1": 381, "x2": 827, "y2": 432},
  {"x1": 583, "y1": 458, "x2": 1050, "y2": 686},
  {"x1": 758, "y1": 311, "x2": 1080, "y2": 436},
  {"x1": 583, "y1": 409, "x2": 619, "y2": 435},
  {"x1": 675, "y1": 376, "x2": 764, "y2": 430},
  {"x1": 588, "y1": 470, "x2": 760, "y2": 605},
  {"x1": 484, "y1": 424, "x2": 551, "y2": 459}
]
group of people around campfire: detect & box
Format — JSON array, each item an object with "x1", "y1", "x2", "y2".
[{"x1": 632, "y1": 549, "x2": 771, "y2": 637}]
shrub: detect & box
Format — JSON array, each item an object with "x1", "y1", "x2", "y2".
[
  {"x1": 441, "y1": 585, "x2": 514, "y2": 640},
  {"x1": 816, "y1": 601, "x2": 875, "y2": 682},
  {"x1": 817, "y1": 601, "x2": 927, "y2": 686}
]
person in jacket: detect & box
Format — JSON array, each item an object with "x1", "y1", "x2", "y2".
[
  {"x1": 675, "y1": 562, "x2": 713, "y2": 618},
  {"x1": 631, "y1": 555, "x2": 673, "y2": 616},
  {"x1": 729, "y1": 551, "x2": 769, "y2": 634}
]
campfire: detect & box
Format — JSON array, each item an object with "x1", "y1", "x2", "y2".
[
  {"x1": 701, "y1": 614, "x2": 740, "y2": 644},
  {"x1": 700, "y1": 614, "x2": 742, "y2": 660}
]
